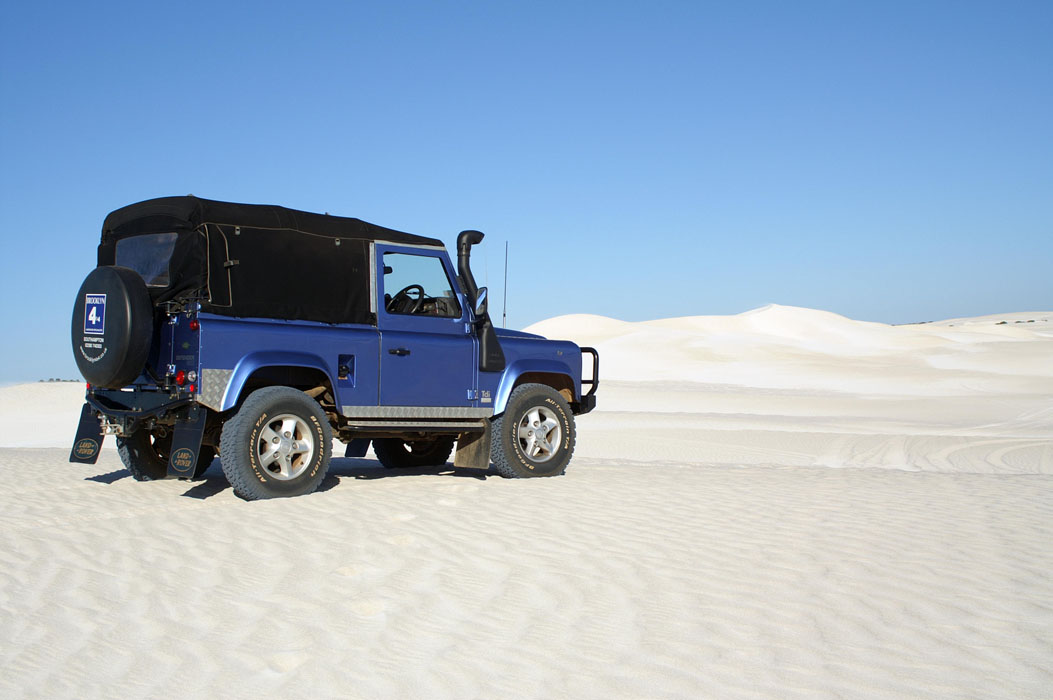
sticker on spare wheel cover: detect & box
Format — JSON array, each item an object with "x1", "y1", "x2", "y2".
[{"x1": 84, "y1": 294, "x2": 106, "y2": 335}]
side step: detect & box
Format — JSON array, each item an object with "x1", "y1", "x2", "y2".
[
  {"x1": 342, "y1": 419, "x2": 487, "y2": 432},
  {"x1": 340, "y1": 405, "x2": 493, "y2": 434}
]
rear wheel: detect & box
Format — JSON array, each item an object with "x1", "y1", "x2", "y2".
[
  {"x1": 373, "y1": 436, "x2": 455, "y2": 468},
  {"x1": 219, "y1": 386, "x2": 332, "y2": 500},
  {"x1": 117, "y1": 429, "x2": 215, "y2": 481}
]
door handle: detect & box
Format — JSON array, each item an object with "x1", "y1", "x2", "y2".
[{"x1": 388, "y1": 348, "x2": 411, "y2": 356}]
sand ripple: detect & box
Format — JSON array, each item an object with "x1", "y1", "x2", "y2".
[{"x1": 1, "y1": 449, "x2": 1050, "y2": 699}]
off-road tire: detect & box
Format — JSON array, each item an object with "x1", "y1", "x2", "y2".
[
  {"x1": 374, "y1": 436, "x2": 456, "y2": 468},
  {"x1": 219, "y1": 386, "x2": 332, "y2": 500},
  {"x1": 117, "y1": 430, "x2": 215, "y2": 481},
  {"x1": 491, "y1": 383, "x2": 575, "y2": 478}
]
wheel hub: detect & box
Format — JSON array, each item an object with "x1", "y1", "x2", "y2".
[
  {"x1": 256, "y1": 413, "x2": 314, "y2": 480},
  {"x1": 516, "y1": 406, "x2": 561, "y2": 463}
]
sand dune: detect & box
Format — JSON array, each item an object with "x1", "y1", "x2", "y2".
[
  {"x1": 1, "y1": 305, "x2": 1051, "y2": 698},
  {"x1": 0, "y1": 382, "x2": 92, "y2": 448},
  {"x1": 527, "y1": 304, "x2": 1053, "y2": 394}
]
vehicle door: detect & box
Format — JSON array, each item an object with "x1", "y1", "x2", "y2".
[{"x1": 375, "y1": 244, "x2": 477, "y2": 407}]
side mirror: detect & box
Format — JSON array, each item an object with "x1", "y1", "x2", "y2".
[{"x1": 474, "y1": 287, "x2": 488, "y2": 318}]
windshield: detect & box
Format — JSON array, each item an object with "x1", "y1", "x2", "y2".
[{"x1": 115, "y1": 233, "x2": 178, "y2": 287}]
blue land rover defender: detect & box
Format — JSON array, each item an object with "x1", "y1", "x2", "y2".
[{"x1": 70, "y1": 197, "x2": 598, "y2": 500}]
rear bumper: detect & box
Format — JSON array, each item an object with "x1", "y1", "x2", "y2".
[
  {"x1": 70, "y1": 388, "x2": 191, "y2": 465},
  {"x1": 73, "y1": 389, "x2": 209, "y2": 477},
  {"x1": 86, "y1": 388, "x2": 192, "y2": 429}
]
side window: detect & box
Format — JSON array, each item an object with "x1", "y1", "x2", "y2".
[
  {"x1": 115, "y1": 232, "x2": 179, "y2": 287},
  {"x1": 383, "y1": 253, "x2": 462, "y2": 318}
]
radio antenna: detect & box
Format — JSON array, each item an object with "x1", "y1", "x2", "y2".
[{"x1": 502, "y1": 241, "x2": 509, "y2": 328}]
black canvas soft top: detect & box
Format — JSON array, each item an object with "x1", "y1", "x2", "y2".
[
  {"x1": 96, "y1": 196, "x2": 445, "y2": 326},
  {"x1": 101, "y1": 195, "x2": 443, "y2": 247}
]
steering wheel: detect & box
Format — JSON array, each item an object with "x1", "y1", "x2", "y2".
[{"x1": 387, "y1": 284, "x2": 425, "y2": 314}]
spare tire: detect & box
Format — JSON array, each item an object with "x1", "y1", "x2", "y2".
[{"x1": 71, "y1": 266, "x2": 154, "y2": 388}]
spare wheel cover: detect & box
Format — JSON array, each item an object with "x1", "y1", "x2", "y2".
[{"x1": 71, "y1": 266, "x2": 154, "y2": 388}]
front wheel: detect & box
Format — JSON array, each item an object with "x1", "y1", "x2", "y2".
[
  {"x1": 219, "y1": 387, "x2": 332, "y2": 500},
  {"x1": 490, "y1": 383, "x2": 576, "y2": 478}
]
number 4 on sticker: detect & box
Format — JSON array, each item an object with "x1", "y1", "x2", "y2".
[{"x1": 84, "y1": 294, "x2": 106, "y2": 335}]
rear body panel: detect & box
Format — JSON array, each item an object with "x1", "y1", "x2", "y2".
[{"x1": 196, "y1": 314, "x2": 380, "y2": 412}]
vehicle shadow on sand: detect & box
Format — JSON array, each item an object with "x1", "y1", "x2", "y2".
[
  {"x1": 83, "y1": 460, "x2": 230, "y2": 498},
  {"x1": 84, "y1": 457, "x2": 490, "y2": 500},
  {"x1": 85, "y1": 469, "x2": 130, "y2": 484},
  {"x1": 319, "y1": 457, "x2": 492, "y2": 492},
  {"x1": 181, "y1": 463, "x2": 230, "y2": 499}
]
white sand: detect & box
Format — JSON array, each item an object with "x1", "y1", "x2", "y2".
[
  {"x1": 1, "y1": 305, "x2": 1051, "y2": 698},
  {"x1": 0, "y1": 382, "x2": 93, "y2": 448}
]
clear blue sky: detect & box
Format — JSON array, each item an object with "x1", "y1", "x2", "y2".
[{"x1": 1, "y1": 1, "x2": 1050, "y2": 382}]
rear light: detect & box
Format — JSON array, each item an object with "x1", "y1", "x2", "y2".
[
  {"x1": 175, "y1": 370, "x2": 186, "y2": 386},
  {"x1": 86, "y1": 383, "x2": 92, "y2": 390},
  {"x1": 189, "y1": 319, "x2": 200, "y2": 332},
  {"x1": 188, "y1": 384, "x2": 196, "y2": 393}
]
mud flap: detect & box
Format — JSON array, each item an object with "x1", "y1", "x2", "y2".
[
  {"x1": 167, "y1": 404, "x2": 207, "y2": 479},
  {"x1": 454, "y1": 422, "x2": 492, "y2": 470},
  {"x1": 69, "y1": 403, "x2": 104, "y2": 464},
  {"x1": 344, "y1": 438, "x2": 371, "y2": 458}
]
